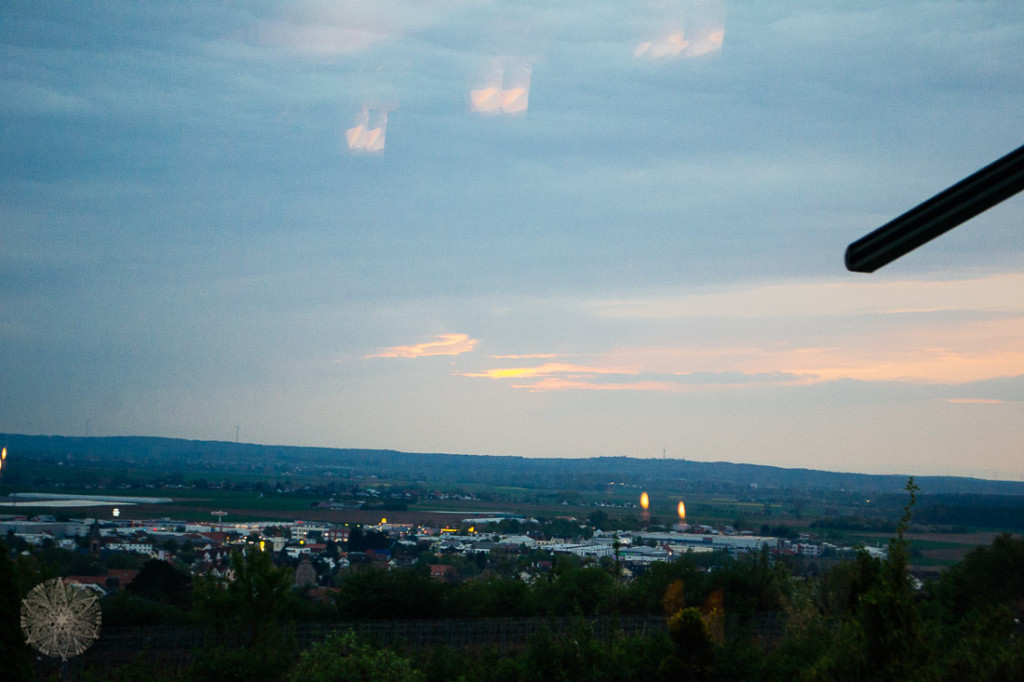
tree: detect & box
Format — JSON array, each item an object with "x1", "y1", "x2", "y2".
[
  {"x1": 0, "y1": 539, "x2": 34, "y2": 681},
  {"x1": 127, "y1": 558, "x2": 192, "y2": 608},
  {"x1": 287, "y1": 630, "x2": 422, "y2": 682},
  {"x1": 623, "y1": 555, "x2": 709, "y2": 615},
  {"x1": 347, "y1": 526, "x2": 392, "y2": 552},
  {"x1": 586, "y1": 509, "x2": 611, "y2": 531},
  {"x1": 536, "y1": 565, "x2": 619, "y2": 616},
  {"x1": 189, "y1": 548, "x2": 296, "y2": 682},
  {"x1": 858, "y1": 477, "x2": 919, "y2": 676},
  {"x1": 815, "y1": 550, "x2": 881, "y2": 620},
  {"x1": 336, "y1": 565, "x2": 446, "y2": 620},
  {"x1": 659, "y1": 607, "x2": 714, "y2": 681},
  {"x1": 708, "y1": 545, "x2": 791, "y2": 627},
  {"x1": 936, "y1": 532, "x2": 1024, "y2": 620},
  {"x1": 226, "y1": 547, "x2": 294, "y2": 642},
  {"x1": 193, "y1": 547, "x2": 294, "y2": 646},
  {"x1": 447, "y1": 575, "x2": 535, "y2": 618},
  {"x1": 662, "y1": 579, "x2": 685, "y2": 616},
  {"x1": 808, "y1": 478, "x2": 921, "y2": 681},
  {"x1": 101, "y1": 590, "x2": 191, "y2": 627},
  {"x1": 178, "y1": 539, "x2": 196, "y2": 564}
]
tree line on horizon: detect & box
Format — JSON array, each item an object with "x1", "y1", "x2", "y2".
[{"x1": 4, "y1": 433, "x2": 1023, "y2": 495}]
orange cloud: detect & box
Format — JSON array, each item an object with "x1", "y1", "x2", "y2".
[
  {"x1": 761, "y1": 317, "x2": 1024, "y2": 385},
  {"x1": 459, "y1": 354, "x2": 815, "y2": 393},
  {"x1": 368, "y1": 334, "x2": 478, "y2": 359}
]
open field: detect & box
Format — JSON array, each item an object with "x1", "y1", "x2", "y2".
[{"x1": 857, "y1": 531, "x2": 1015, "y2": 570}]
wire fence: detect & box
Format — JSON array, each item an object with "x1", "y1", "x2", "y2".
[
  {"x1": 81, "y1": 615, "x2": 668, "y2": 668},
  {"x1": 79, "y1": 612, "x2": 791, "y2": 669}
]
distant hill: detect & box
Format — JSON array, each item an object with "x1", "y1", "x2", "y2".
[{"x1": 3, "y1": 433, "x2": 1022, "y2": 497}]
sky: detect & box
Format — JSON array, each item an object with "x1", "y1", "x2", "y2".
[{"x1": 2, "y1": 1, "x2": 1023, "y2": 480}]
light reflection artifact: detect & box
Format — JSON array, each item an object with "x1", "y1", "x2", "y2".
[
  {"x1": 20, "y1": 578, "x2": 102, "y2": 662},
  {"x1": 346, "y1": 106, "x2": 390, "y2": 152},
  {"x1": 471, "y1": 62, "x2": 532, "y2": 115}
]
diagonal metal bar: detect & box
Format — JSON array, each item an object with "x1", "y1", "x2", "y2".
[{"x1": 845, "y1": 143, "x2": 1024, "y2": 273}]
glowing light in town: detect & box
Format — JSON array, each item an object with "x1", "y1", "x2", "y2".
[
  {"x1": 640, "y1": 491, "x2": 650, "y2": 510},
  {"x1": 677, "y1": 501, "x2": 686, "y2": 519}
]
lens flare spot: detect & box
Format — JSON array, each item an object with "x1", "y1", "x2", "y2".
[
  {"x1": 640, "y1": 492, "x2": 650, "y2": 510},
  {"x1": 677, "y1": 500, "x2": 686, "y2": 519}
]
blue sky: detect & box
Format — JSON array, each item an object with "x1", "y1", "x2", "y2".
[{"x1": 3, "y1": 1, "x2": 1023, "y2": 479}]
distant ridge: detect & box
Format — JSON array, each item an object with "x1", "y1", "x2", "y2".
[{"x1": 2, "y1": 433, "x2": 1022, "y2": 496}]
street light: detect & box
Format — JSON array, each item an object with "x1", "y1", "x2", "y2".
[{"x1": 1, "y1": 447, "x2": 8, "y2": 509}]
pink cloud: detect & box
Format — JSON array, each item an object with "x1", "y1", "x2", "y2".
[{"x1": 368, "y1": 333, "x2": 478, "y2": 359}]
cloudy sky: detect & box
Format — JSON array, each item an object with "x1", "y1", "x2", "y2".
[{"x1": 3, "y1": 1, "x2": 1023, "y2": 480}]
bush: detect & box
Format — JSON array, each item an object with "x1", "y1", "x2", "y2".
[{"x1": 287, "y1": 630, "x2": 422, "y2": 682}]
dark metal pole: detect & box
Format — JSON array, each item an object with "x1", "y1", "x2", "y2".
[{"x1": 846, "y1": 143, "x2": 1024, "y2": 273}]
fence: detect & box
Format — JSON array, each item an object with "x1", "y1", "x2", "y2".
[
  {"x1": 80, "y1": 612, "x2": 793, "y2": 669},
  {"x1": 80, "y1": 615, "x2": 669, "y2": 668}
]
